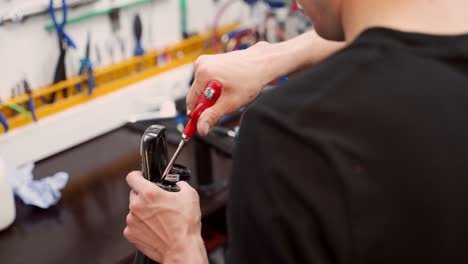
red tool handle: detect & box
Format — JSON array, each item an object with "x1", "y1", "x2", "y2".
[{"x1": 183, "y1": 81, "x2": 223, "y2": 138}]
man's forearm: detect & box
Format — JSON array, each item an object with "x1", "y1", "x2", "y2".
[{"x1": 260, "y1": 30, "x2": 346, "y2": 82}]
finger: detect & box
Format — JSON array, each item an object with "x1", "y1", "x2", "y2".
[
  {"x1": 129, "y1": 189, "x2": 139, "y2": 210},
  {"x1": 125, "y1": 213, "x2": 166, "y2": 259},
  {"x1": 126, "y1": 213, "x2": 157, "y2": 243},
  {"x1": 124, "y1": 226, "x2": 163, "y2": 261},
  {"x1": 126, "y1": 171, "x2": 160, "y2": 201},
  {"x1": 197, "y1": 98, "x2": 232, "y2": 136},
  {"x1": 176, "y1": 181, "x2": 199, "y2": 201},
  {"x1": 187, "y1": 75, "x2": 209, "y2": 113},
  {"x1": 123, "y1": 225, "x2": 151, "y2": 246},
  {"x1": 175, "y1": 180, "x2": 191, "y2": 189},
  {"x1": 126, "y1": 171, "x2": 147, "y2": 192},
  {"x1": 126, "y1": 212, "x2": 145, "y2": 227},
  {"x1": 135, "y1": 242, "x2": 163, "y2": 263}
]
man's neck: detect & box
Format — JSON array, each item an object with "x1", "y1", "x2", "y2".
[{"x1": 342, "y1": 0, "x2": 468, "y2": 41}]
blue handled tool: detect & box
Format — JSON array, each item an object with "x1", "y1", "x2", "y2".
[
  {"x1": 133, "y1": 14, "x2": 145, "y2": 56},
  {"x1": 49, "y1": 0, "x2": 76, "y2": 49},
  {"x1": 0, "y1": 112, "x2": 9, "y2": 133},
  {"x1": 243, "y1": 0, "x2": 290, "y2": 7},
  {"x1": 23, "y1": 80, "x2": 38, "y2": 122},
  {"x1": 76, "y1": 34, "x2": 96, "y2": 95},
  {"x1": 42, "y1": 0, "x2": 77, "y2": 104}
]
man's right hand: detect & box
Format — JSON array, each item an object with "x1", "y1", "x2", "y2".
[
  {"x1": 187, "y1": 41, "x2": 273, "y2": 136},
  {"x1": 187, "y1": 31, "x2": 346, "y2": 136}
]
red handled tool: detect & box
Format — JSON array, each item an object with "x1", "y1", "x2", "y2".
[{"x1": 160, "y1": 80, "x2": 222, "y2": 181}]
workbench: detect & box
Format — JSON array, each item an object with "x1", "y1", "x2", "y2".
[{"x1": 0, "y1": 125, "x2": 233, "y2": 264}]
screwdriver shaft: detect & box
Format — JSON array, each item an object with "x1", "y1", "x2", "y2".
[
  {"x1": 159, "y1": 81, "x2": 222, "y2": 183},
  {"x1": 161, "y1": 138, "x2": 187, "y2": 182}
]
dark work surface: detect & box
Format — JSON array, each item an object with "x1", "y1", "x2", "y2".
[{"x1": 0, "y1": 126, "x2": 232, "y2": 264}]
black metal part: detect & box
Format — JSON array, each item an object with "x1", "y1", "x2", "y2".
[
  {"x1": 85, "y1": 33, "x2": 91, "y2": 59},
  {"x1": 54, "y1": 32, "x2": 68, "y2": 96},
  {"x1": 140, "y1": 125, "x2": 180, "y2": 192},
  {"x1": 133, "y1": 14, "x2": 143, "y2": 43},
  {"x1": 127, "y1": 118, "x2": 182, "y2": 145},
  {"x1": 136, "y1": 125, "x2": 168, "y2": 264},
  {"x1": 175, "y1": 96, "x2": 187, "y2": 115},
  {"x1": 109, "y1": 7, "x2": 121, "y2": 32},
  {"x1": 42, "y1": 31, "x2": 68, "y2": 104},
  {"x1": 128, "y1": 118, "x2": 236, "y2": 195},
  {"x1": 169, "y1": 164, "x2": 191, "y2": 182}
]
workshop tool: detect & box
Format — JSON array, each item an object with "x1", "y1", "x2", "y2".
[
  {"x1": 44, "y1": 0, "x2": 156, "y2": 30},
  {"x1": 43, "y1": 0, "x2": 77, "y2": 104},
  {"x1": 160, "y1": 80, "x2": 222, "y2": 182},
  {"x1": 95, "y1": 44, "x2": 102, "y2": 66},
  {"x1": 140, "y1": 125, "x2": 191, "y2": 191},
  {"x1": 136, "y1": 125, "x2": 192, "y2": 264},
  {"x1": 11, "y1": 83, "x2": 20, "y2": 98},
  {"x1": 133, "y1": 14, "x2": 145, "y2": 56},
  {"x1": 23, "y1": 80, "x2": 38, "y2": 122},
  {"x1": 9, "y1": 80, "x2": 38, "y2": 122},
  {"x1": 76, "y1": 34, "x2": 96, "y2": 94},
  {"x1": 0, "y1": 98, "x2": 33, "y2": 121},
  {"x1": 0, "y1": 112, "x2": 8, "y2": 133},
  {"x1": 109, "y1": 7, "x2": 121, "y2": 32}
]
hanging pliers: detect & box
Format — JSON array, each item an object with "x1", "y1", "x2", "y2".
[
  {"x1": 42, "y1": 0, "x2": 77, "y2": 104},
  {"x1": 23, "y1": 79, "x2": 38, "y2": 122},
  {"x1": 76, "y1": 33, "x2": 96, "y2": 95}
]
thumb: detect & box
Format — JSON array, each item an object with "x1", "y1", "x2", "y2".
[
  {"x1": 197, "y1": 103, "x2": 226, "y2": 136},
  {"x1": 187, "y1": 76, "x2": 208, "y2": 113},
  {"x1": 176, "y1": 180, "x2": 191, "y2": 190},
  {"x1": 176, "y1": 181, "x2": 199, "y2": 198}
]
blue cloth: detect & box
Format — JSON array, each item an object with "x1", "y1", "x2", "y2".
[{"x1": 8, "y1": 163, "x2": 69, "y2": 209}]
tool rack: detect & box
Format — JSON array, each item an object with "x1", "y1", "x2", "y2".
[{"x1": 0, "y1": 23, "x2": 239, "y2": 134}]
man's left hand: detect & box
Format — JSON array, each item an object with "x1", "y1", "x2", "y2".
[{"x1": 124, "y1": 171, "x2": 208, "y2": 264}]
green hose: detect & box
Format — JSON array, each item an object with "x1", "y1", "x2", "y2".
[
  {"x1": 1, "y1": 103, "x2": 33, "y2": 121},
  {"x1": 46, "y1": 0, "x2": 157, "y2": 31}
]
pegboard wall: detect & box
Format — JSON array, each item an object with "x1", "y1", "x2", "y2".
[
  {"x1": 0, "y1": 0, "x2": 248, "y2": 99},
  {"x1": 0, "y1": 0, "x2": 250, "y2": 166},
  {"x1": 0, "y1": 0, "x2": 310, "y2": 166}
]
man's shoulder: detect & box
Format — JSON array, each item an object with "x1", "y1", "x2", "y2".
[
  {"x1": 244, "y1": 42, "x2": 464, "y2": 138},
  {"x1": 255, "y1": 42, "x2": 453, "y2": 117},
  {"x1": 251, "y1": 45, "x2": 387, "y2": 116}
]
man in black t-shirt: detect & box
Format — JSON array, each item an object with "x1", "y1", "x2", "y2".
[{"x1": 124, "y1": 0, "x2": 468, "y2": 263}]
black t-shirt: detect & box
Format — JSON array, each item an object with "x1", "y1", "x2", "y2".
[{"x1": 228, "y1": 27, "x2": 468, "y2": 263}]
